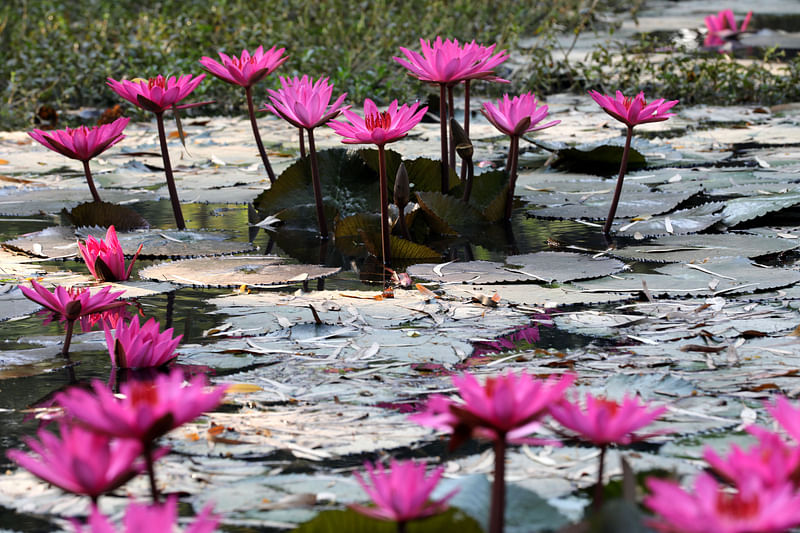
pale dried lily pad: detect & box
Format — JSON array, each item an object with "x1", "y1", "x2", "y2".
[
  {"x1": 406, "y1": 261, "x2": 530, "y2": 284},
  {"x1": 573, "y1": 258, "x2": 800, "y2": 297},
  {"x1": 0, "y1": 284, "x2": 42, "y2": 321},
  {"x1": 609, "y1": 234, "x2": 800, "y2": 263},
  {"x1": 139, "y1": 256, "x2": 339, "y2": 287},
  {"x1": 0, "y1": 187, "x2": 154, "y2": 216},
  {"x1": 5, "y1": 226, "x2": 254, "y2": 259},
  {"x1": 444, "y1": 283, "x2": 632, "y2": 308},
  {"x1": 613, "y1": 203, "x2": 725, "y2": 237},
  {"x1": 527, "y1": 190, "x2": 697, "y2": 220},
  {"x1": 720, "y1": 189, "x2": 800, "y2": 227},
  {"x1": 505, "y1": 251, "x2": 626, "y2": 283}
]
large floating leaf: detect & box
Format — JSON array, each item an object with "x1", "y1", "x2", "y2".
[
  {"x1": 528, "y1": 190, "x2": 697, "y2": 220},
  {"x1": 533, "y1": 137, "x2": 654, "y2": 175},
  {"x1": 254, "y1": 148, "x2": 379, "y2": 219},
  {"x1": 408, "y1": 260, "x2": 529, "y2": 284},
  {"x1": 5, "y1": 226, "x2": 254, "y2": 259},
  {"x1": 613, "y1": 203, "x2": 725, "y2": 237},
  {"x1": 139, "y1": 256, "x2": 340, "y2": 287},
  {"x1": 506, "y1": 251, "x2": 626, "y2": 283},
  {"x1": 62, "y1": 201, "x2": 149, "y2": 231},
  {"x1": 720, "y1": 188, "x2": 800, "y2": 227},
  {"x1": 574, "y1": 257, "x2": 800, "y2": 297},
  {"x1": 609, "y1": 233, "x2": 800, "y2": 263},
  {"x1": 0, "y1": 187, "x2": 153, "y2": 216},
  {"x1": 450, "y1": 169, "x2": 510, "y2": 222},
  {"x1": 0, "y1": 284, "x2": 42, "y2": 321},
  {"x1": 416, "y1": 191, "x2": 487, "y2": 235}
]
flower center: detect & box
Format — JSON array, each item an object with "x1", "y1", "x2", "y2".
[
  {"x1": 622, "y1": 96, "x2": 647, "y2": 110},
  {"x1": 231, "y1": 56, "x2": 257, "y2": 70},
  {"x1": 147, "y1": 76, "x2": 167, "y2": 90},
  {"x1": 715, "y1": 490, "x2": 759, "y2": 519},
  {"x1": 128, "y1": 381, "x2": 160, "y2": 407},
  {"x1": 365, "y1": 111, "x2": 392, "y2": 131},
  {"x1": 595, "y1": 398, "x2": 621, "y2": 416}
]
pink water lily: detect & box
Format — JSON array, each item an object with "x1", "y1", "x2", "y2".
[
  {"x1": 766, "y1": 395, "x2": 800, "y2": 443},
  {"x1": 646, "y1": 473, "x2": 800, "y2": 533},
  {"x1": 105, "y1": 316, "x2": 181, "y2": 369},
  {"x1": 28, "y1": 117, "x2": 130, "y2": 203},
  {"x1": 107, "y1": 74, "x2": 205, "y2": 114},
  {"x1": 263, "y1": 75, "x2": 348, "y2": 238},
  {"x1": 6, "y1": 423, "x2": 144, "y2": 501},
  {"x1": 20, "y1": 281, "x2": 126, "y2": 356},
  {"x1": 107, "y1": 74, "x2": 206, "y2": 229},
  {"x1": 588, "y1": 90, "x2": 678, "y2": 234},
  {"x1": 330, "y1": 98, "x2": 427, "y2": 266},
  {"x1": 78, "y1": 225, "x2": 143, "y2": 282},
  {"x1": 705, "y1": 9, "x2": 752, "y2": 47},
  {"x1": 350, "y1": 460, "x2": 457, "y2": 526},
  {"x1": 394, "y1": 37, "x2": 508, "y2": 193},
  {"x1": 705, "y1": 426, "x2": 800, "y2": 489},
  {"x1": 482, "y1": 92, "x2": 560, "y2": 220},
  {"x1": 72, "y1": 496, "x2": 219, "y2": 533},
  {"x1": 199, "y1": 45, "x2": 287, "y2": 88},
  {"x1": 199, "y1": 46, "x2": 288, "y2": 184},
  {"x1": 411, "y1": 371, "x2": 574, "y2": 533}
]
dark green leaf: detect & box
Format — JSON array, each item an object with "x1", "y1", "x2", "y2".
[{"x1": 63, "y1": 201, "x2": 149, "y2": 231}]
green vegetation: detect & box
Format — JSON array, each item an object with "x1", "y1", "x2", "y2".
[{"x1": 1, "y1": 0, "x2": 800, "y2": 131}]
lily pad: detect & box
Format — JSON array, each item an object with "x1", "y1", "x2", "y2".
[
  {"x1": 138, "y1": 256, "x2": 340, "y2": 287},
  {"x1": 62, "y1": 201, "x2": 149, "y2": 231},
  {"x1": 609, "y1": 233, "x2": 800, "y2": 263},
  {"x1": 407, "y1": 260, "x2": 530, "y2": 284},
  {"x1": 534, "y1": 137, "x2": 649, "y2": 175},
  {"x1": 0, "y1": 187, "x2": 154, "y2": 216},
  {"x1": 528, "y1": 190, "x2": 698, "y2": 220},
  {"x1": 5, "y1": 226, "x2": 254, "y2": 259},
  {"x1": 505, "y1": 251, "x2": 626, "y2": 283},
  {"x1": 358, "y1": 149, "x2": 460, "y2": 196},
  {"x1": 0, "y1": 285, "x2": 42, "y2": 322},
  {"x1": 613, "y1": 203, "x2": 725, "y2": 237},
  {"x1": 720, "y1": 188, "x2": 800, "y2": 227},
  {"x1": 416, "y1": 191, "x2": 487, "y2": 235},
  {"x1": 573, "y1": 258, "x2": 800, "y2": 297}
]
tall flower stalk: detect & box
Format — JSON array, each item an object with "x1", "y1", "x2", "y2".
[
  {"x1": 481, "y1": 93, "x2": 560, "y2": 220},
  {"x1": 107, "y1": 75, "x2": 206, "y2": 230},
  {"x1": 263, "y1": 75, "x2": 348, "y2": 239},
  {"x1": 588, "y1": 90, "x2": 678, "y2": 234},
  {"x1": 330, "y1": 99, "x2": 427, "y2": 266},
  {"x1": 199, "y1": 46, "x2": 288, "y2": 183}
]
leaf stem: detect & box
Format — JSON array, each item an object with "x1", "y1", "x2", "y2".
[
  {"x1": 81, "y1": 160, "x2": 102, "y2": 203},
  {"x1": 306, "y1": 129, "x2": 328, "y2": 239},
  {"x1": 155, "y1": 112, "x2": 186, "y2": 230},
  {"x1": 245, "y1": 85, "x2": 276, "y2": 183},
  {"x1": 448, "y1": 85, "x2": 456, "y2": 172},
  {"x1": 461, "y1": 81, "x2": 471, "y2": 183},
  {"x1": 603, "y1": 126, "x2": 634, "y2": 235},
  {"x1": 299, "y1": 127, "x2": 307, "y2": 159}
]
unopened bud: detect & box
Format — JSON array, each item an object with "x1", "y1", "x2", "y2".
[{"x1": 450, "y1": 117, "x2": 473, "y2": 160}]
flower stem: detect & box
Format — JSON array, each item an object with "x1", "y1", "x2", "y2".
[
  {"x1": 154, "y1": 112, "x2": 186, "y2": 230},
  {"x1": 81, "y1": 160, "x2": 102, "y2": 203},
  {"x1": 61, "y1": 318, "x2": 75, "y2": 357},
  {"x1": 144, "y1": 443, "x2": 160, "y2": 504},
  {"x1": 447, "y1": 85, "x2": 456, "y2": 172},
  {"x1": 299, "y1": 127, "x2": 307, "y2": 159},
  {"x1": 397, "y1": 521, "x2": 408, "y2": 533},
  {"x1": 378, "y1": 145, "x2": 391, "y2": 267},
  {"x1": 245, "y1": 85, "x2": 276, "y2": 183},
  {"x1": 461, "y1": 81, "x2": 471, "y2": 183},
  {"x1": 490, "y1": 437, "x2": 507, "y2": 533},
  {"x1": 503, "y1": 135, "x2": 520, "y2": 221},
  {"x1": 439, "y1": 84, "x2": 449, "y2": 194},
  {"x1": 603, "y1": 126, "x2": 634, "y2": 235},
  {"x1": 593, "y1": 445, "x2": 607, "y2": 512},
  {"x1": 306, "y1": 129, "x2": 329, "y2": 239}
]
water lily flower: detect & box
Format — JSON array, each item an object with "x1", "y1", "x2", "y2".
[
  {"x1": 199, "y1": 46, "x2": 288, "y2": 183},
  {"x1": 107, "y1": 75, "x2": 206, "y2": 230},
  {"x1": 645, "y1": 473, "x2": 800, "y2": 533},
  {"x1": 481, "y1": 93, "x2": 560, "y2": 220},
  {"x1": 330, "y1": 99, "x2": 427, "y2": 266},
  {"x1": 588, "y1": 90, "x2": 678, "y2": 234},
  {"x1": 704, "y1": 9, "x2": 752, "y2": 47},
  {"x1": 263, "y1": 75, "x2": 348, "y2": 238},
  {"x1": 105, "y1": 316, "x2": 181, "y2": 369},
  {"x1": 350, "y1": 460, "x2": 457, "y2": 529},
  {"x1": 704, "y1": 426, "x2": 800, "y2": 489},
  {"x1": 72, "y1": 496, "x2": 219, "y2": 533},
  {"x1": 78, "y1": 225, "x2": 143, "y2": 282},
  {"x1": 29, "y1": 117, "x2": 129, "y2": 203},
  {"x1": 6, "y1": 423, "x2": 144, "y2": 502},
  {"x1": 20, "y1": 281, "x2": 126, "y2": 356},
  {"x1": 394, "y1": 37, "x2": 508, "y2": 193},
  {"x1": 766, "y1": 395, "x2": 800, "y2": 443},
  {"x1": 550, "y1": 393, "x2": 667, "y2": 510},
  {"x1": 411, "y1": 371, "x2": 574, "y2": 533},
  {"x1": 56, "y1": 369, "x2": 227, "y2": 501}
]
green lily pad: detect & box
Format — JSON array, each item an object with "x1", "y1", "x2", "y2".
[
  {"x1": 62, "y1": 201, "x2": 149, "y2": 231},
  {"x1": 416, "y1": 191, "x2": 487, "y2": 235},
  {"x1": 533, "y1": 137, "x2": 651, "y2": 175},
  {"x1": 138, "y1": 255, "x2": 340, "y2": 287},
  {"x1": 450, "y1": 169, "x2": 510, "y2": 222},
  {"x1": 358, "y1": 149, "x2": 460, "y2": 197},
  {"x1": 609, "y1": 233, "x2": 800, "y2": 263}
]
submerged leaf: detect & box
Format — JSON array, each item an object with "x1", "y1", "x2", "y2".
[{"x1": 63, "y1": 201, "x2": 149, "y2": 231}]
